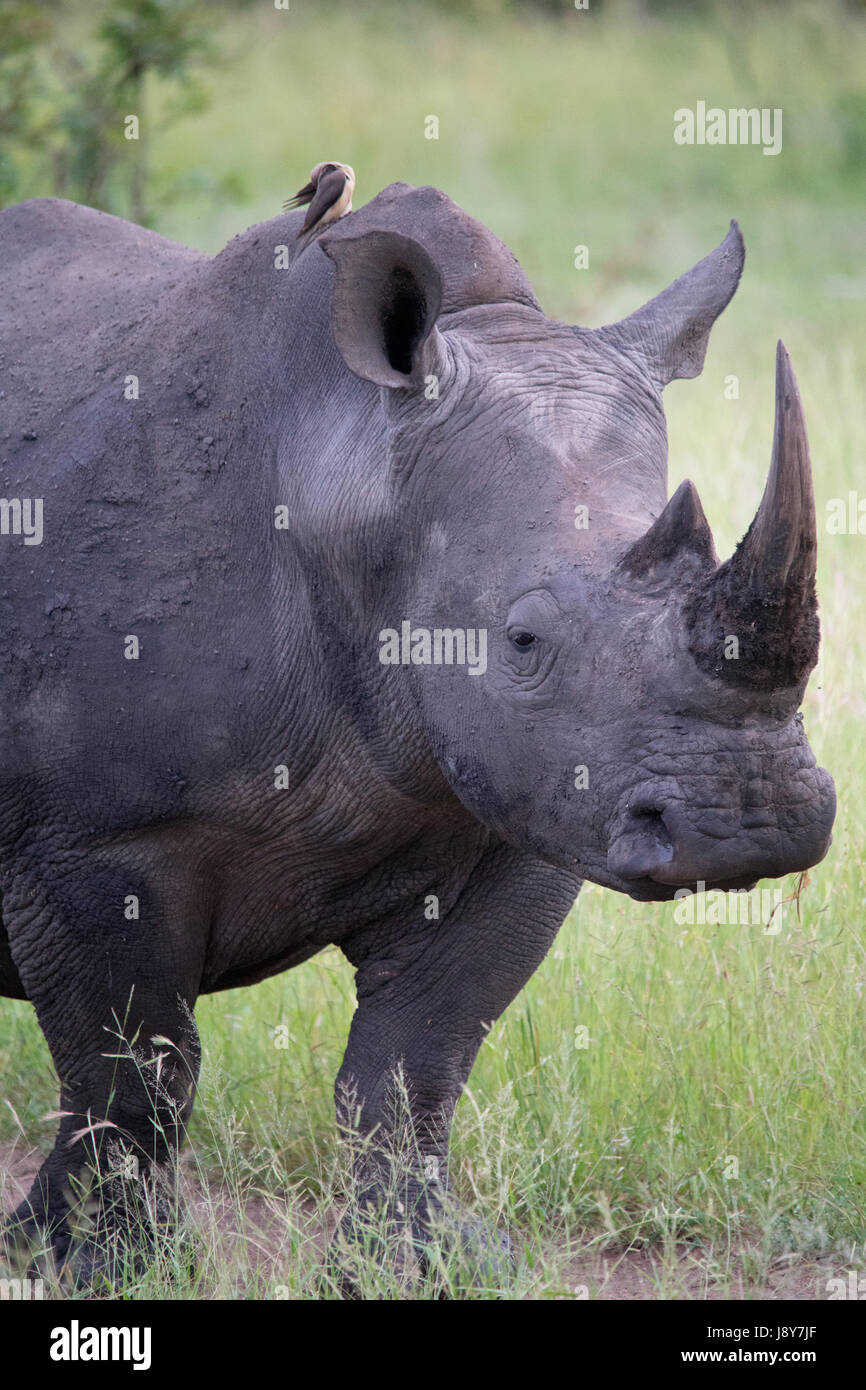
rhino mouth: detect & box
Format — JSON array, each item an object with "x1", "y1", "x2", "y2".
[
  {"x1": 619, "y1": 873, "x2": 761, "y2": 905},
  {"x1": 606, "y1": 784, "x2": 834, "y2": 903}
]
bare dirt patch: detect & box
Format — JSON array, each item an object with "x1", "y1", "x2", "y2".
[{"x1": 561, "y1": 1244, "x2": 835, "y2": 1301}]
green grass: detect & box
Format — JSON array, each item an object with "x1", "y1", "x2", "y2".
[{"x1": 1, "y1": 0, "x2": 865, "y2": 1297}]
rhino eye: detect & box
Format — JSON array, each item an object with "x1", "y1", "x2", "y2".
[{"x1": 509, "y1": 628, "x2": 537, "y2": 650}]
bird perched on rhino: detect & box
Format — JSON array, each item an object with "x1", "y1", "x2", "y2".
[{"x1": 284, "y1": 161, "x2": 355, "y2": 238}]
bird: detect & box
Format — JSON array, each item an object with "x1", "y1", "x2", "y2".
[{"x1": 283, "y1": 161, "x2": 355, "y2": 238}]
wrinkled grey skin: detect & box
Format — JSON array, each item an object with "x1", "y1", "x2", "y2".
[{"x1": 0, "y1": 182, "x2": 834, "y2": 1284}]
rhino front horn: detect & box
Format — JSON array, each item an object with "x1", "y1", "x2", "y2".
[
  {"x1": 732, "y1": 340, "x2": 817, "y2": 593},
  {"x1": 687, "y1": 341, "x2": 820, "y2": 688}
]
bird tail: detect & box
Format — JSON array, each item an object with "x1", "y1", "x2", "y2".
[{"x1": 283, "y1": 180, "x2": 316, "y2": 211}]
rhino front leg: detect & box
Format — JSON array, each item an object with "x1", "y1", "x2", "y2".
[
  {"x1": 333, "y1": 844, "x2": 580, "y2": 1290},
  {"x1": 1, "y1": 850, "x2": 203, "y2": 1286}
]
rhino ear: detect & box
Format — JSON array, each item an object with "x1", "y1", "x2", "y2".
[
  {"x1": 320, "y1": 229, "x2": 443, "y2": 390},
  {"x1": 596, "y1": 221, "x2": 745, "y2": 389}
]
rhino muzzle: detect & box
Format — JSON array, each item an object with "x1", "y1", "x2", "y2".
[{"x1": 608, "y1": 769, "x2": 835, "y2": 902}]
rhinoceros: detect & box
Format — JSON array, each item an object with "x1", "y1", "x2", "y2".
[{"x1": 0, "y1": 180, "x2": 835, "y2": 1285}]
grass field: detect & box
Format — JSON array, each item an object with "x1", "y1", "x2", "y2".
[{"x1": 1, "y1": 0, "x2": 865, "y2": 1298}]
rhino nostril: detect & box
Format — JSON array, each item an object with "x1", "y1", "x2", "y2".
[
  {"x1": 628, "y1": 802, "x2": 671, "y2": 839},
  {"x1": 609, "y1": 801, "x2": 675, "y2": 879}
]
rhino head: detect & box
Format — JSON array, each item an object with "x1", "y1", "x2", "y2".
[{"x1": 319, "y1": 193, "x2": 835, "y2": 901}]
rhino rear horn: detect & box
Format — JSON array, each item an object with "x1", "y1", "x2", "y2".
[
  {"x1": 321, "y1": 229, "x2": 443, "y2": 390},
  {"x1": 618, "y1": 479, "x2": 718, "y2": 582},
  {"x1": 597, "y1": 221, "x2": 745, "y2": 389},
  {"x1": 687, "y1": 342, "x2": 820, "y2": 688}
]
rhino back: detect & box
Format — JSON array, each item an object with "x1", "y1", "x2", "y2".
[
  {"x1": 0, "y1": 201, "x2": 277, "y2": 821},
  {"x1": 0, "y1": 198, "x2": 205, "y2": 444}
]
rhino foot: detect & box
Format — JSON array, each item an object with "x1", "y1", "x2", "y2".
[
  {"x1": 329, "y1": 1186, "x2": 515, "y2": 1299},
  {"x1": 3, "y1": 1157, "x2": 190, "y2": 1294}
]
